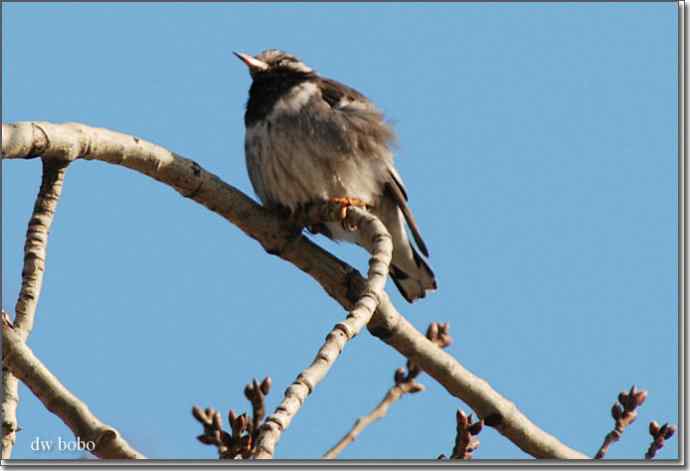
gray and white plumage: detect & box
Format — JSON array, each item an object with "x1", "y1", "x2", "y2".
[{"x1": 236, "y1": 49, "x2": 436, "y2": 302}]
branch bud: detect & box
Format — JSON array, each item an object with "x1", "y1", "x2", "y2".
[
  {"x1": 633, "y1": 389, "x2": 648, "y2": 408},
  {"x1": 238, "y1": 413, "x2": 248, "y2": 432},
  {"x1": 456, "y1": 409, "x2": 469, "y2": 427},
  {"x1": 197, "y1": 434, "x2": 215, "y2": 445},
  {"x1": 192, "y1": 406, "x2": 205, "y2": 423},
  {"x1": 212, "y1": 410, "x2": 223, "y2": 430},
  {"x1": 394, "y1": 368, "x2": 406, "y2": 385},
  {"x1": 664, "y1": 424, "x2": 677, "y2": 440},
  {"x1": 649, "y1": 420, "x2": 660, "y2": 436},
  {"x1": 426, "y1": 322, "x2": 439, "y2": 341},
  {"x1": 617, "y1": 391, "x2": 627, "y2": 407},
  {"x1": 469, "y1": 420, "x2": 484, "y2": 436},
  {"x1": 260, "y1": 377, "x2": 272, "y2": 395}
]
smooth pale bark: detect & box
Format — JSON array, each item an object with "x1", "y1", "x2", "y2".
[
  {"x1": 254, "y1": 206, "x2": 393, "y2": 458},
  {"x1": 2, "y1": 159, "x2": 68, "y2": 459},
  {"x1": 2, "y1": 122, "x2": 589, "y2": 459},
  {"x1": 2, "y1": 318, "x2": 145, "y2": 459}
]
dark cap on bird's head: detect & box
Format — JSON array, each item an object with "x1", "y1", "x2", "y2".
[{"x1": 233, "y1": 49, "x2": 314, "y2": 79}]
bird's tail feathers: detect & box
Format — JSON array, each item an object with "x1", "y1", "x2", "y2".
[{"x1": 390, "y1": 242, "x2": 437, "y2": 303}]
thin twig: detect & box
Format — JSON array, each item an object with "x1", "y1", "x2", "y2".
[
  {"x1": 1, "y1": 312, "x2": 144, "y2": 459},
  {"x1": 594, "y1": 385, "x2": 647, "y2": 459},
  {"x1": 192, "y1": 376, "x2": 273, "y2": 459},
  {"x1": 2, "y1": 157, "x2": 69, "y2": 459},
  {"x1": 193, "y1": 407, "x2": 253, "y2": 459},
  {"x1": 193, "y1": 407, "x2": 235, "y2": 459},
  {"x1": 323, "y1": 381, "x2": 424, "y2": 459},
  {"x1": 2, "y1": 121, "x2": 589, "y2": 459},
  {"x1": 245, "y1": 377, "x2": 272, "y2": 443},
  {"x1": 252, "y1": 206, "x2": 393, "y2": 459},
  {"x1": 645, "y1": 421, "x2": 676, "y2": 459},
  {"x1": 323, "y1": 322, "x2": 451, "y2": 459}
]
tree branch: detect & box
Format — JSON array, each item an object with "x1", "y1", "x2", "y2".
[
  {"x1": 323, "y1": 381, "x2": 424, "y2": 460},
  {"x1": 440, "y1": 409, "x2": 484, "y2": 460},
  {"x1": 253, "y1": 206, "x2": 393, "y2": 458},
  {"x1": 1, "y1": 121, "x2": 589, "y2": 459},
  {"x1": 323, "y1": 322, "x2": 450, "y2": 459},
  {"x1": 1, "y1": 313, "x2": 144, "y2": 459},
  {"x1": 193, "y1": 376, "x2": 272, "y2": 460},
  {"x1": 645, "y1": 421, "x2": 676, "y2": 459},
  {"x1": 245, "y1": 377, "x2": 272, "y2": 444},
  {"x1": 594, "y1": 385, "x2": 647, "y2": 459},
  {"x1": 2, "y1": 156, "x2": 69, "y2": 459}
]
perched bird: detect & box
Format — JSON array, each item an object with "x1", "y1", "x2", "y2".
[{"x1": 235, "y1": 49, "x2": 436, "y2": 302}]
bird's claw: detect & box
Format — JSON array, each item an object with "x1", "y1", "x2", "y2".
[{"x1": 328, "y1": 197, "x2": 368, "y2": 231}]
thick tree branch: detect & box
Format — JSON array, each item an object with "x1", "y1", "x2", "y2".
[
  {"x1": 1, "y1": 122, "x2": 588, "y2": 459},
  {"x1": 253, "y1": 206, "x2": 393, "y2": 459},
  {"x1": 1, "y1": 314, "x2": 144, "y2": 459},
  {"x1": 2, "y1": 157, "x2": 69, "y2": 459}
]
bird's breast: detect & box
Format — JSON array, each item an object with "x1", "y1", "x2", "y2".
[{"x1": 244, "y1": 84, "x2": 392, "y2": 212}]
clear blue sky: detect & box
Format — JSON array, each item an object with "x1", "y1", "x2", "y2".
[{"x1": 2, "y1": 2, "x2": 679, "y2": 461}]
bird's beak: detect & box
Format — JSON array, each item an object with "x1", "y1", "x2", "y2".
[{"x1": 233, "y1": 51, "x2": 269, "y2": 73}]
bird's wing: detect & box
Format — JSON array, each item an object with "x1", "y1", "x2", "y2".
[
  {"x1": 318, "y1": 77, "x2": 371, "y2": 109},
  {"x1": 315, "y1": 76, "x2": 397, "y2": 154},
  {"x1": 318, "y1": 77, "x2": 428, "y2": 257},
  {"x1": 385, "y1": 167, "x2": 429, "y2": 258}
]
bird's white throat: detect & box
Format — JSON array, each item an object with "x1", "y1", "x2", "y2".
[{"x1": 270, "y1": 81, "x2": 320, "y2": 116}]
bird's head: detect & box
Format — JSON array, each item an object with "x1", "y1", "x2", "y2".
[{"x1": 234, "y1": 49, "x2": 314, "y2": 79}]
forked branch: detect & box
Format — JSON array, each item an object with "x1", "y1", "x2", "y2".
[
  {"x1": 2, "y1": 157, "x2": 69, "y2": 459},
  {"x1": 2, "y1": 122, "x2": 588, "y2": 459},
  {"x1": 645, "y1": 421, "x2": 676, "y2": 459},
  {"x1": 252, "y1": 206, "x2": 393, "y2": 458},
  {"x1": 193, "y1": 376, "x2": 272, "y2": 459},
  {"x1": 323, "y1": 322, "x2": 452, "y2": 459},
  {"x1": 1, "y1": 312, "x2": 144, "y2": 459}
]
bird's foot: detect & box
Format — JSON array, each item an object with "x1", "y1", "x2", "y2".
[
  {"x1": 328, "y1": 197, "x2": 368, "y2": 231},
  {"x1": 328, "y1": 197, "x2": 368, "y2": 219}
]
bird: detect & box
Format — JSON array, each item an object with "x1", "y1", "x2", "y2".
[{"x1": 235, "y1": 49, "x2": 436, "y2": 303}]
